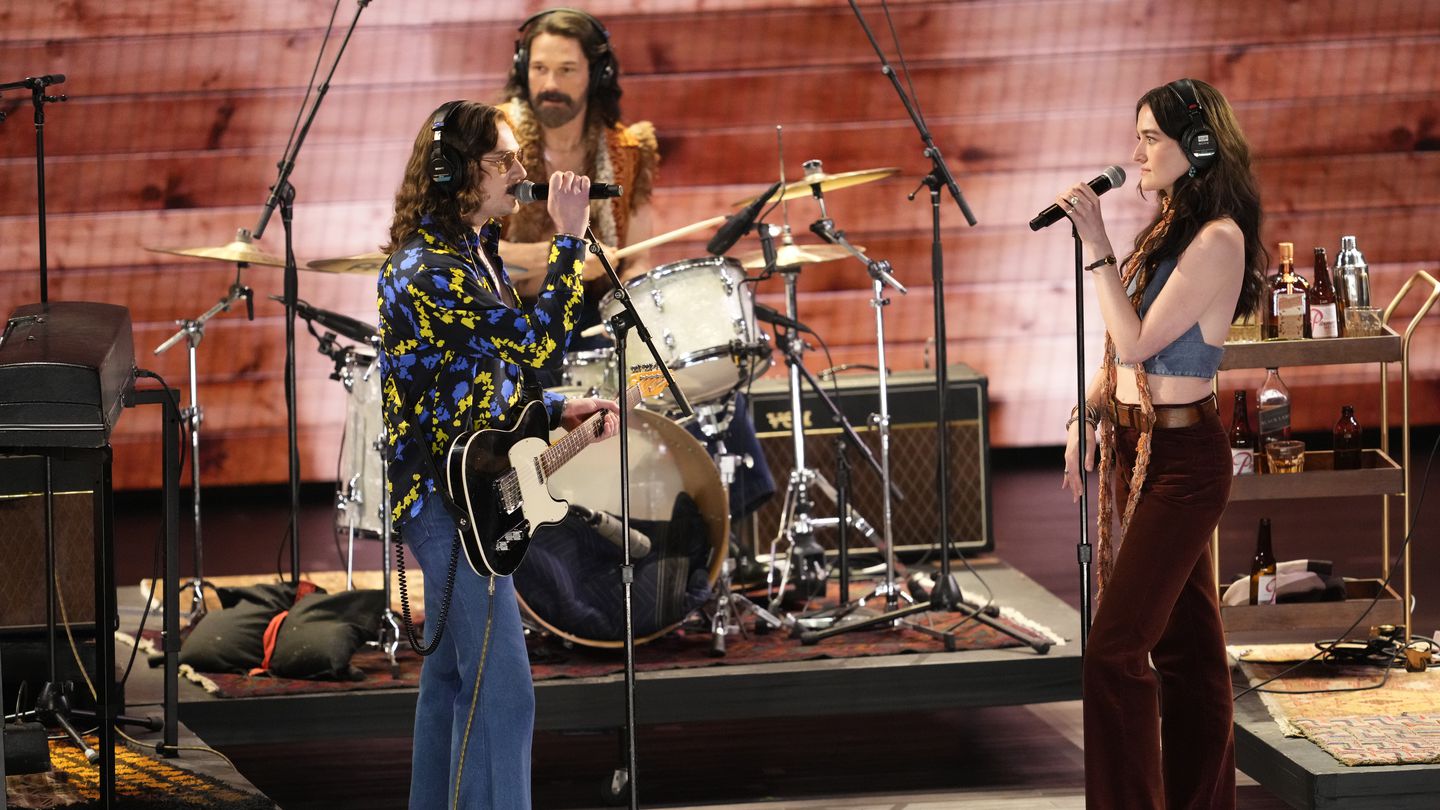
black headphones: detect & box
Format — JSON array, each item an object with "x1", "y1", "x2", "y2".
[
  {"x1": 428, "y1": 100, "x2": 467, "y2": 193},
  {"x1": 512, "y1": 8, "x2": 617, "y2": 99},
  {"x1": 1166, "y1": 78, "x2": 1218, "y2": 174}
]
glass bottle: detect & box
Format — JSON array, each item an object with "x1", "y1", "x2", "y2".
[
  {"x1": 1265, "y1": 242, "x2": 1310, "y2": 340},
  {"x1": 1229, "y1": 390, "x2": 1257, "y2": 476},
  {"x1": 1309, "y1": 246, "x2": 1340, "y2": 338},
  {"x1": 1250, "y1": 518, "x2": 1278, "y2": 605},
  {"x1": 1256, "y1": 368, "x2": 1292, "y2": 473},
  {"x1": 1334, "y1": 404, "x2": 1362, "y2": 470}
]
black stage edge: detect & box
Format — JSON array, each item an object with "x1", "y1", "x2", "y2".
[
  {"x1": 157, "y1": 559, "x2": 1080, "y2": 746},
  {"x1": 1233, "y1": 688, "x2": 1440, "y2": 809}
]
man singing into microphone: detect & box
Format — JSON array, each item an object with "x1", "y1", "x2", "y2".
[
  {"x1": 499, "y1": 7, "x2": 658, "y2": 302},
  {"x1": 377, "y1": 99, "x2": 619, "y2": 808}
]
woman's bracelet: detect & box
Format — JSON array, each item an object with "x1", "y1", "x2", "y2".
[
  {"x1": 1066, "y1": 402, "x2": 1100, "y2": 431},
  {"x1": 1084, "y1": 254, "x2": 1116, "y2": 273}
]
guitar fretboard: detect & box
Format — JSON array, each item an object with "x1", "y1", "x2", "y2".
[{"x1": 538, "y1": 384, "x2": 642, "y2": 477}]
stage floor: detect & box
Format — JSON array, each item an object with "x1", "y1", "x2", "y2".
[{"x1": 125, "y1": 558, "x2": 1081, "y2": 747}]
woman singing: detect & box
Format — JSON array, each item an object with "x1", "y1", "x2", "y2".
[{"x1": 1059, "y1": 79, "x2": 1266, "y2": 809}]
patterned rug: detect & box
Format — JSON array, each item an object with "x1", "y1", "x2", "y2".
[
  {"x1": 1230, "y1": 643, "x2": 1440, "y2": 766},
  {"x1": 3, "y1": 740, "x2": 274, "y2": 809},
  {"x1": 132, "y1": 577, "x2": 1063, "y2": 700}
]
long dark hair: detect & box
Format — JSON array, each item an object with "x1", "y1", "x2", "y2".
[
  {"x1": 1129, "y1": 79, "x2": 1266, "y2": 321},
  {"x1": 383, "y1": 101, "x2": 506, "y2": 253},
  {"x1": 502, "y1": 9, "x2": 622, "y2": 130}
]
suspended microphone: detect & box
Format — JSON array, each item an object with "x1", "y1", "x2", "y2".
[
  {"x1": 269, "y1": 295, "x2": 377, "y2": 343},
  {"x1": 571, "y1": 504, "x2": 651, "y2": 558},
  {"x1": 509, "y1": 180, "x2": 623, "y2": 205},
  {"x1": 707, "y1": 180, "x2": 782, "y2": 256},
  {"x1": 1028, "y1": 165, "x2": 1127, "y2": 231},
  {"x1": 753, "y1": 302, "x2": 811, "y2": 334}
]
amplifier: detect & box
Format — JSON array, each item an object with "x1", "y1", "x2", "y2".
[
  {"x1": 0, "y1": 457, "x2": 98, "y2": 632},
  {"x1": 746, "y1": 364, "x2": 992, "y2": 559}
]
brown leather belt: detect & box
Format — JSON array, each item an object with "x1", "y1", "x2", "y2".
[{"x1": 1109, "y1": 394, "x2": 1216, "y2": 429}]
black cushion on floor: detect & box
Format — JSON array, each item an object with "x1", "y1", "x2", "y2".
[
  {"x1": 268, "y1": 589, "x2": 386, "y2": 681},
  {"x1": 179, "y1": 600, "x2": 279, "y2": 674}
]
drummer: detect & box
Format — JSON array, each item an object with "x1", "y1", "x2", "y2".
[
  {"x1": 494, "y1": 7, "x2": 776, "y2": 549},
  {"x1": 497, "y1": 7, "x2": 657, "y2": 350}
]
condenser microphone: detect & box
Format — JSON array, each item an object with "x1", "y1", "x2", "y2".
[
  {"x1": 707, "y1": 180, "x2": 782, "y2": 256},
  {"x1": 510, "y1": 180, "x2": 623, "y2": 205},
  {"x1": 1028, "y1": 165, "x2": 1127, "y2": 231},
  {"x1": 571, "y1": 504, "x2": 651, "y2": 558}
]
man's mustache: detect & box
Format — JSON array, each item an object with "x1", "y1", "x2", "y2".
[{"x1": 535, "y1": 92, "x2": 574, "y2": 106}]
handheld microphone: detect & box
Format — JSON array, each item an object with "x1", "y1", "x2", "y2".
[
  {"x1": 1028, "y1": 165, "x2": 1127, "y2": 231},
  {"x1": 510, "y1": 180, "x2": 623, "y2": 205},
  {"x1": 707, "y1": 180, "x2": 783, "y2": 257},
  {"x1": 571, "y1": 504, "x2": 651, "y2": 558}
]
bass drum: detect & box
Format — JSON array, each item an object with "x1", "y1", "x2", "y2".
[{"x1": 514, "y1": 409, "x2": 729, "y2": 647}]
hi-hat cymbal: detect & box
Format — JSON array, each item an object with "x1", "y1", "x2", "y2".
[
  {"x1": 736, "y1": 242, "x2": 861, "y2": 270},
  {"x1": 731, "y1": 167, "x2": 900, "y2": 207},
  {"x1": 306, "y1": 252, "x2": 389, "y2": 275},
  {"x1": 146, "y1": 229, "x2": 286, "y2": 267}
]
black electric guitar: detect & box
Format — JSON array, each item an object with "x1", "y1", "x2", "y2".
[{"x1": 445, "y1": 380, "x2": 651, "y2": 577}]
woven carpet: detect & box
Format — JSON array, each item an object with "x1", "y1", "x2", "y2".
[
  {"x1": 3, "y1": 740, "x2": 274, "y2": 809},
  {"x1": 134, "y1": 577, "x2": 1062, "y2": 700},
  {"x1": 1230, "y1": 643, "x2": 1440, "y2": 766}
]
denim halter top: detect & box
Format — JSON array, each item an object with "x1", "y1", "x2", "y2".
[{"x1": 1127, "y1": 257, "x2": 1225, "y2": 379}]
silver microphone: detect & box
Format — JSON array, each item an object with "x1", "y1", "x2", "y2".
[{"x1": 571, "y1": 504, "x2": 651, "y2": 558}]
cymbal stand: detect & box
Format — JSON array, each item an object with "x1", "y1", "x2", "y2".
[
  {"x1": 696, "y1": 407, "x2": 783, "y2": 656},
  {"x1": 808, "y1": 165, "x2": 910, "y2": 614},
  {"x1": 153, "y1": 269, "x2": 255, "y2": 623}
]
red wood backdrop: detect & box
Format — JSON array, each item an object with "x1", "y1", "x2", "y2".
[{"x1": 2, "y1": 0, "x2": 1437, "y2": 490}]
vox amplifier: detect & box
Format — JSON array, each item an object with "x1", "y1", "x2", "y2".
[{"x1": 746, "y1": 364, "x2": 992, "y2": 559}]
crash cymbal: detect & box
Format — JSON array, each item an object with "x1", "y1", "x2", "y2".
[
  {"x1": 146, "y1": 229, "x2": 286, "y2": 267},
  {"x1": 736, "y1": 242, "x2": 861, "y2": 270},
  {"x1": 306, "y1": 252, "x2": 389, "y2": 275},
  {"x1": 731, "y1": 167, "x2": 900, "y2": 207}
]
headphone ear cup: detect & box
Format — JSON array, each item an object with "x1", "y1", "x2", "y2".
[
  {"x1": 1181, "y1": 125, "x2": 1218, "y2": 171},
  {"x1": 429, "y1": 141, "x2": 465, "y2": 193},
  {"x1": 512, "y1": 41, "x2": 529, "y2": 98}
]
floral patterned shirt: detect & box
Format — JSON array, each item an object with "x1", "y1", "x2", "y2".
[{"x1": 378, "y1": 219, "x2": 586, "y2": 528}]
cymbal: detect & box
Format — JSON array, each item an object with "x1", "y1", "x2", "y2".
[
  {"x1": 146, "y1": 229, "x2": 286, "y2": 267},
  {"x1": 306, "y1": 252, "x2": 388, "y2": 275},
  {"x1": 731, "y1": 167, "x2": 900, "y2": 207},
  {"x1": 736, "y1": 242, "x2": 861, "y2": 270}
]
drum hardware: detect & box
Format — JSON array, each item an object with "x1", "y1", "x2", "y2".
[
  {"x1": 146, "y1": 228, "x2": 288, "y2": 267},
  {"x1": 730, "y1": 165, "x2": 900, "y2": 207},
  {"x1": 150, "y1": 263, "x2": 257, "y2": 624}
]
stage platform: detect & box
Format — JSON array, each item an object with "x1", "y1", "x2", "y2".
[
  {"x1": 119, "y1": 558, "x2": 1081, "y2": 749},
  {"x1": 1234, "y1": 690, "x2": 1440, "y2": 810}
]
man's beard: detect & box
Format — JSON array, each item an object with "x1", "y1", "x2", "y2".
[{"x1": 531, "y1": 91, "x2": 584, "y2": 128}]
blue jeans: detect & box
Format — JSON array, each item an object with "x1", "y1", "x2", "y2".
[{"x1": 406, "y1": 496, "x2": 534, "y2": 809}]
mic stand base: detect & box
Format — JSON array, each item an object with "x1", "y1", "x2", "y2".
[{"x1": 798, "y1": 593, "x2": 1052, "y2": 655}]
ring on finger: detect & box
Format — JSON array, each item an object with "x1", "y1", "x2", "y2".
[{"x1": 1068, "y1": 195, "x2": 1080, "y2": 207}]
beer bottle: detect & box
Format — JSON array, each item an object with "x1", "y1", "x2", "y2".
[
  {"x1": 1310, "y1": 247, "x2": 1340, "y2": 338},
  {"x1": 1229, "y1": 391, "x2": 1257, "y2": 476},
  {"x1": 1333, "y1": 404, "x2": 1362, "y2": 470},
  {"x1": 1250, "y1": 518, "x2": 1278, "y2": 605}
]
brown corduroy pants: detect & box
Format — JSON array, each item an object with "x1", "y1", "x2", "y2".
[{"x1": 1084, "y1": 406, "x2": 1236, "y2": 810}]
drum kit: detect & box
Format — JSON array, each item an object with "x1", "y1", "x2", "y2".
[{"x1": 142, "y1": 160, "x2": 914, "y2": 658}]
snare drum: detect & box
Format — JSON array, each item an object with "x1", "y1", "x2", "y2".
[
  {"x1": 601, "y1": 256, "x2": 769, "y2": 408},
  {"x1": 335, "y1": 347, "x2": 385, "y2": 537},
  {"x1": 514, "y1": 409, "x2": 729, "y2": 647}
]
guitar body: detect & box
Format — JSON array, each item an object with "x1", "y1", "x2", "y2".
[{"x1": 446, "y1": 400, "x2": 567, "y2": 577}]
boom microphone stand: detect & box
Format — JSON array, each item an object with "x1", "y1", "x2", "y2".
[
  {"x1": 800, "y1": 2, "x2": 1049, "y2": 653},
  {"x1": 589, "y1": 225, "x2": 692, "y2": 810},
  {"x1": 248, "y1": 0, "x2": 372, "y2": 583},
  {"x1": 0, "y1": 73, "x2": 67, "y2": 302}
]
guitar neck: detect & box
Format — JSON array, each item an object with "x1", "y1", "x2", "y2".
[{"x1": 538, "y1": 384, "x2": 642, "y2": 477}]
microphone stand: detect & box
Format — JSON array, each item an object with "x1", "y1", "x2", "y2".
[
  {"x1": 0, "y1": 74, "x2": 68, "y2": 303},
  {"x1": 806, "y1": 2, "x2": 1049, "y2": 654},
  {"x1": 1070, "y1": 225, "x2": 1095, "y2": 650},
  {"x1": 588, "y1": 225, "x2": 692, "y2": 810},
  {"x1": 248, "y1": 0, "x2": 371, "y2": 583}
]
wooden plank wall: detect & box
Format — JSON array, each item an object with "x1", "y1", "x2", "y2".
[{"x1": 2, "y1": 0, "x2": 1437, "y2": 490}]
